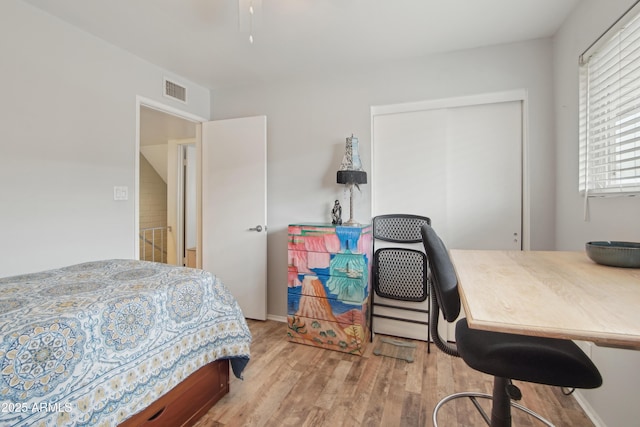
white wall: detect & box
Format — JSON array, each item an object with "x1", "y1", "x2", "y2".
[
  {"x1": 554, "y1": 1, "x2": 640, "y2": 425},
  {"x1": 0, "y1": 0, "x2": 210, "y2": 277},
  {"x1": 211, "y1": 38, "x2": 557, "y2": 319}
]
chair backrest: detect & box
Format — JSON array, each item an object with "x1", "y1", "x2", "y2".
[
  {"x1": 373, "y1": 248, "x2": 427, "y2": 301},
  {"x1": 420, "y1": 223, "x2": 461, "y2": 323},
  {"x1": 372, "y1": 214, "x2": 431, "y2": 302},
  {"x1": 373, "y1": 214, "x2": 431, "y2": 243}
]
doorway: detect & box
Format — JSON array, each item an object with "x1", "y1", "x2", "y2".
[
  {"x1": 166, "y1": 138, "x2": 197, "y2": 266},
  {"x1": 135, "y1": 100, "x2": 269, "y2": 320},
  {"x1": 136, "y1": 99, "x2": 203, "y2": 266}
]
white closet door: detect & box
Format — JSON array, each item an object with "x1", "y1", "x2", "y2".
[
  {"x1": 373, "y1": 108, "x2": 448, "y2": 222},
  {"x1": 445, "y1": 102, "x2": 522, "y2": 250},
  {"x1": 373, "y1": 100, "x2": 522, "y2": 250}
]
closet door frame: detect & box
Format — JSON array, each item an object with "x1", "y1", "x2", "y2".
[{"x1": 370, "y1": 89, "x2": 530, "y2": 251}]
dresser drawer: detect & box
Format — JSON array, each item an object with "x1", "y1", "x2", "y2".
[
  {"x1": 288, "y1": 288, "x2": 368, "y2": 322},
  {"x1": 288, "y1": 224, "x2": 372, "y2": 255},
  {"x1": 288, "y1": 273, "x2": 368, "y2": 303},
  {"x1": 288, "y1": 250, "x2": 368, "y2": 279},
  {"x1": 119, "y1": 361, "x2": 228, "y2": 427},
  {"x1": 287, "y1": 314, "x2": 368, "y2": 355}
]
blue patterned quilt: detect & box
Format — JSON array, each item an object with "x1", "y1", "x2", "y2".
[{"x1": 0, "y1": 259, "x2": 251, "y2": 426}]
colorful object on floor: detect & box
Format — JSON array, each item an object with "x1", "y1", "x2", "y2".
[{"x1": 287, "y1": 223, "x2": 372, "y2": 355}]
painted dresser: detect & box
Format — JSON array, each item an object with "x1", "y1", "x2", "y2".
[{"x1": 287, "y1": 223, "x2": 372, "y2": 355}]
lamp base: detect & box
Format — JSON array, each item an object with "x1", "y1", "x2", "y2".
[{"x1": 341, "y1": 184, "x2": 361, "y2": 226}]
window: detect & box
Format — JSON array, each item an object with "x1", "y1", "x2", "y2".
[{"x1": 579, "y1": 5, "x2": 640, "y2": 195}]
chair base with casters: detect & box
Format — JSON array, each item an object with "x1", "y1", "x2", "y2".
[
  {"x1": 420, "y1": 223, "x2": 602, "y2": 427},
  {"x1": 432, "y1": 379, "x2": 555, "y2": 427}
]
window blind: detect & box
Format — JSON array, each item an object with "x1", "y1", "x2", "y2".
[{"x1": 579, "y1": 4, "x2": 640, "y2": 195}]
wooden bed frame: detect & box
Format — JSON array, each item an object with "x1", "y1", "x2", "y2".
[{"x1": 119, "y1": 359, "x2": 229, "y2": 427}]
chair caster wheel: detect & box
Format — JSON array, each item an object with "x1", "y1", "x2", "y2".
[{"x1": 506, "y1": 382, "x2": 522, "y2": 401}]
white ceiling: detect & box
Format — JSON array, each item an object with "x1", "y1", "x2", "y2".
[{"x1": 22, "y1": 0, "x2": 581, "y2": 91}]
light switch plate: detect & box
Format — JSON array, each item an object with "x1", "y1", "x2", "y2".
[{"x1": 114, "y1": 186, "x2": 128, "y2": 201}]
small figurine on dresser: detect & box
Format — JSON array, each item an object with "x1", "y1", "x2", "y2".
[{"x1": 331, "y1": 200, "x2": 342, "y2": 225}]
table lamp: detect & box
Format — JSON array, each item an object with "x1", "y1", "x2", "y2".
[{"x1": 337, "y1": 134, "x2": 367, "y2": 226}]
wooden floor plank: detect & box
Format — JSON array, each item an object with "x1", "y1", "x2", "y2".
[
  {"x1": 380, "y1": 362, "x2": 408, "y2": 425},
  {"x1": 194, "y1": 320, "x2": 596, "y2": 427}
]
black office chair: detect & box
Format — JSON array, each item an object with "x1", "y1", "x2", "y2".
[
  {"x1": 371, "y1": 214, "x2": 431, "y2": 351},
  {"x1": 420, "y1": 223, "x2": 602, "y2": 427}
]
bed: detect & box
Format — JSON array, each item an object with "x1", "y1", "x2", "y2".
[{"x1": 0, "y1": 259, "x2": 251, "y2": 426}]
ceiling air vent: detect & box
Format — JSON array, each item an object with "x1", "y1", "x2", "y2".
[{"x1": 163, "y1": 78, "x2": 187, "y2": 103}]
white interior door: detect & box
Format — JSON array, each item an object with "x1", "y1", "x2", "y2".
[{"x1": 201, "y1": 116, "x2": 267, "y2": 320}]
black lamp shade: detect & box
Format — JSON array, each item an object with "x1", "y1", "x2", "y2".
[{"x1": 337, "y1": 170, "x2": 367, "y2": 185}]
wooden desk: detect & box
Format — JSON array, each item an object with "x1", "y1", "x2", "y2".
[{"x1": 450, "y1": 250, "x2": 640, "y2": 349}]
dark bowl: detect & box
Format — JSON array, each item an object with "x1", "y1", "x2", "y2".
[{"x1": 585, "y1": 241, "x2": 640, "y2": 268}]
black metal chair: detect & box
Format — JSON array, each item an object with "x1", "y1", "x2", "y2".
[
  {"x1": 371, "y1": 214, "x2": 431, "y2": 351},
  {"x1": 420, "y1": 223, "x2": 602, "y2": 427}
]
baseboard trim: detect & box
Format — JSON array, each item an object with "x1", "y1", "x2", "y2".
[
  {"x1": 573, "y1": 390, "x2": 607, "y2": 427},
  {"x1": 267, "y1": 314, "x2": 286, "y2": 323}
]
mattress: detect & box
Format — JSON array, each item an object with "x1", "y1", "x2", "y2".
[{"x1": 0, "y1": 259, "x2": 251, "y2": 426}]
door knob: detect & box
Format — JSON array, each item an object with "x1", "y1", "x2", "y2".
[{"x1": 249, "y1": 225, "x2": 263, "y2": 232}]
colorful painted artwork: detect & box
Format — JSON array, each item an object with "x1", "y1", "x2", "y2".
[{"x1": 287, "y1": 224, "x2": 372, "y2": 355}]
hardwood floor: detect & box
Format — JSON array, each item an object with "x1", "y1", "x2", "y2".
[{"x1": 194, "y1": 320, "x2": 594, "y2": 427}]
